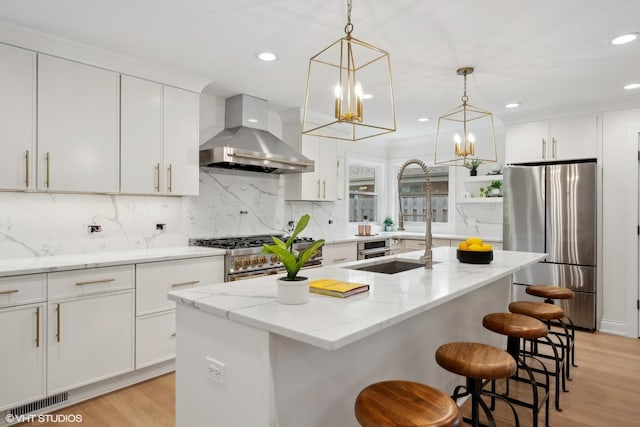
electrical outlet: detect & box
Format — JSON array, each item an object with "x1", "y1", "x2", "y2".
[
  {"x1": 156, "y1": 223, "x2": 166, "y2": 231},
  {"x1": 88, "y1": 224, "x2": 102, "y2": 233},
  {"x1": 206, "y1": 357, "x2": 226, "y2": 384}
]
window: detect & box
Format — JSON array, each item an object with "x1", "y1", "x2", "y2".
[
  {"x1": 349, "y1": 164, "x2": 378, "y2": 222},
  {"x1": 398, "y1": 165, "x2": 449, "y2": 223}
]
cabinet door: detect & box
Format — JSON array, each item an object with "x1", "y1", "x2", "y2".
[
  {"x1": 299, "y1": 135, "x2": 322, "y2": 200},
  {"x1": 0, "y1": 44, "x2": 36, "y2": 191},
  {"x1": 164, "y1": 86, "x2": 199, "y2": 196},
  {"x1": 135, "y1": 310, "x2": 176, "y2": 369},
  {"x1": 120, "y1": 76, "x2": 163, "y2": 194},
  {"x1": 38, "y1": 55, "x2": 120, "y2": 193},
  {"x1": 47, "y1": 291, "x2": 133, "y2": 394},
  {"x1": 550, "y1": 114, "x2": 597, "y2": 161},
  {"x1": 318, "y1": 138, "x2": 337, "y2": 200},
  {"x1": 504, "y1": 121, "x2": 548, "y2": 164},
  {"x1": 0, "y1": 304, "x2": 45, "y2": 410}
]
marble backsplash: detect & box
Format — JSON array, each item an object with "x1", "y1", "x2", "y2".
[{"x1": 0, "y1": 168, "x2": 346, "y2": 259}]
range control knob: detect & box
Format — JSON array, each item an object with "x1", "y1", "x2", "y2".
[
  {"x1": 243, "y1": 258, "x2": 251, "y2": 267},
  {"x1": 234, "y1": 259, "x2": 242, "y2": 269},
  {"x1": 260, "y1": 256, "x2": 267, "y2": 264},
  {"x1": 271, "y1": 255, "x2": 279, "y2": 263}
]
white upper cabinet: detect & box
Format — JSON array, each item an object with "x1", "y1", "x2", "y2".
[
  {"x1": 120, "y1": 76, "x2": 163, "y2": 194},
  {"x1": 0, "y1": 43, "x2": 36, "y2": 191},
  {"x1": 281, "y1": 109, "x2": 337, "y2": 201},
  {"x1": 505, "y1": 113, "x2": 598, "y2": 164},
  {"x1": 37, "y1": 54, "x2": 120, "y2": 193},
  {"x1": 121, "y1": 77, "x2": 199, "y2": 195},
  {"x1": 163, "y1": 86, "x2": 199, "y2": 196}
]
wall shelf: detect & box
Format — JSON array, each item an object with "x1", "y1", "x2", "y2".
[{"x1": 457, "y1": 198, "x2": 503, "y2": 204}]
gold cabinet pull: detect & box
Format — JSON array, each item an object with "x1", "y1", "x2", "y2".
[
  {"x1": 170, "y1": 332, "x2": 176, "y2": 337},
  {"x1": 75, "y1": 278, "x2": 116, "y2": 286},
  {"x1": 155, "y1": 163, "x2": 160, "y2": 192},
  {"x1": 25, "y1": 150, "x2": 30, "y2": 188},
  {"x1": 56, "y1": 303, "x2": 61, "y2": 342},
  {"x1": 323, "y1": 179, "x2": 326, "y2": 199},
  {"x1": 170, "y1": 280, "x2": 200, "y2": 288},
  {"x1": 167, "y1": 164, "x2": 173, "y2": 193},
  {"x1": 316, "y1": 179, "x2": 321, "y2": 199},
  {"x1": 552, "y1": 137, "x2": 557, "y2": 159},
  {"x1": 0, "y1": 289, "x2": 19, "y2": 295},
  {"x1": 35, "y1": 307, "x2": 40, "y2": 348},
  {"x1": 45, "y1": 152, "x2": 51, "y2": 189},
  {"x1": 541, "y1": 139, "x2": 546, "y2": 160}
]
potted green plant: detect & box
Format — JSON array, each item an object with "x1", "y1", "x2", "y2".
[
  {"x1": 464, "y1": 158, "x2": 481, "y2": 176},
  {"x1": 383, "y1": 217, "x2": 394, "y2": 232},
  {"x1": 479, "y1": 180, "x2": 502, "y2": 197},
  {"x1": 262, "y1": 214, "x2": 325, "y2": 304}
]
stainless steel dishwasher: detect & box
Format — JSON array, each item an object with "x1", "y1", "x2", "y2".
[{"x1": 357, "y1": 238, "x2": 392, "y2": 260}]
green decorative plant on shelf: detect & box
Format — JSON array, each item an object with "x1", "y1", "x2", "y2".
[
  {"x1": 464, "y1": 158, "x2": 482, "y2": 176},
  {"x1": 262, "y1": 214, "x2": 325, "y2": 280},
  {"x1": 383, "y1": 217, "x2": 394, "y2": 231},
  {"x1": 479, "y1": 180, "x2": 503, "y2": 197}
]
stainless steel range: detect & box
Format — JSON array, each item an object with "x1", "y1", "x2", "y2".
[{"x1": 189, "y1": 235, "x2": 323, "y2": 282}]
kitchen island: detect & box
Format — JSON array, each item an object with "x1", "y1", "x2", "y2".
[{"x1": 168, "y1": 247, "x2": 545, "y2": 427}]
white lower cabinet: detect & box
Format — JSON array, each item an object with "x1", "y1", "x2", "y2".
[
  {"x1": 0, "y1": 303, "x2": 45, "y2": 410},
  {"x1": 47, "y1": 266, "x2": 134, "y2": 394},
  {"x1": 135, "y1": 311, "x2": 176, "y2": 369},
  {"x1": 0, "y1": 273, "x2": 46, "y2": 410},
  {"x1": 135, "y1": 256, "x2": 224, "y2": 368},
  {"x1": 322, "y1": 242, "x2": 357, "y2": 265}
]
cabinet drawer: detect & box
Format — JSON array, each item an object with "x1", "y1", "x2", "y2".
[
  {"x1": 48, "y1": 265, "x2": 134, "y2": 300},
  {"x1": 322, "y1": 242, "x2": 357, "y2": 265},
  {"x1": 135, "y1": 310, "x2": 176, "y2": 369},
  {"x1": 136, "y1": 256, "x2": 223, "y2": 315},
  {"x1": 403, "y1": 239, "x2": 427, "y2": 250},
  {"x1": 0, "y1": 274, "x2": 46, "y2": 308}
]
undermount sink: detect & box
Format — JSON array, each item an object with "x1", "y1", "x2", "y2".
[{"x1": 346, "y1": 259, "x2": 439, "y2": 274}]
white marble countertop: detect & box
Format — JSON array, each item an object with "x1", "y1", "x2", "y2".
[
  {"x1": 169, "y1": 247, "x2": 545, "y2": 350},
  {"x1": 0, "y1": 246, "x2": 226, "y2": 277},
  {"x1": 323, "y1": 231, "x2": 503, "y2": 244}
]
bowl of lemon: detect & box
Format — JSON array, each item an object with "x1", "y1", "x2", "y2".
[{"x1": 456, "y1": 237, "x2": 493, "y2": 264}]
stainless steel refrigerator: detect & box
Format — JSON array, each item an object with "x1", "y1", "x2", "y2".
[{"x1": 503, "y1": 160, "x2": 597, "y2": 330}]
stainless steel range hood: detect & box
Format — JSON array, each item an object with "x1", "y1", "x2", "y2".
[{"x1": 199, "y1": 94, "x2": 314, "y2": 174}]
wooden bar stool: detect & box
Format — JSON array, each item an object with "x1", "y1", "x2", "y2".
[
  {"x1": 354, "y1": 380, "x2": 463, "y2": 427},
  {"x1": 508, "y1": 301, "x2": 568, "y2": 411},
  {"x1": 482, "y1": 313, "x2": 552, "y2": 427},
  {"x1": 526, "y1": 285, "x2": 578, "y2": 372},
  {"x1": 436, "y1": 342, "x2": 519, "y2": 427}
]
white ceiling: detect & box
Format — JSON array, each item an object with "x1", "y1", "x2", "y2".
[{"x1": 1, "y1": 0, "x2": 639, "y2": 142}]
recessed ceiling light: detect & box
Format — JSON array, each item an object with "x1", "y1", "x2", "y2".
[
  {"x1": 256, "y1": 52, "x2": 277, "y2": 62},
  {"x1": 611, "y1": 33, "x2": 638, "y2": 45},
  {"x1": 247, "y1": 118, "x2": 258, "y2": 123},
  {"x1": 417, "y1": 117, "x2": 430, "y2": 122},
  {"x1": 505, "y1": 103, "x2": 521, "y2": 108},
  {"x1": 624, "y1": 83, "x2": 640, "y2": 90}
]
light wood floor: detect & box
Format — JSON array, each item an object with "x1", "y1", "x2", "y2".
[{"x1": 21, "y1": 331, "x2": 640, "y2": 426}]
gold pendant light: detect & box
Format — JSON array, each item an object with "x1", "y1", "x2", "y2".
[
  {"x1": 434, "y1": 67, "x2": 497, "y2": 167},
  {"x1": 302, "y1": 0, "x2": 396, "y2": 141}
]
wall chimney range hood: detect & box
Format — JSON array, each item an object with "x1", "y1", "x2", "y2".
[{"x1": 199, "y1": 94, "x2": 314, "y2": 174}]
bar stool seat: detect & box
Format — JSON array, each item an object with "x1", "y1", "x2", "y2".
[
  {"x1": 508, "y1": 301, "x2": 564, "y2": 321},
  {"x1": 436, "y1": 342, "x2": 519, "y2": 427},
  {"x1": 526, "y1": 285, "x2": 575, "y2": 300},
  {"x1": 483, "y1": 313, "x2": 552, "y2": 427},
  {"x1": 355, "y1": 380, "x2": 462, "y2": 427}
]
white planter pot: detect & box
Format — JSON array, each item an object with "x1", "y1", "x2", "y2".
[{"x1": 277, "y1": 277, "x2": 309, "y2": 305}]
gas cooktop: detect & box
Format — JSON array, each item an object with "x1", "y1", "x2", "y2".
[{"x1": 189, "y1": 235, "x2": 314, "y2": 250}]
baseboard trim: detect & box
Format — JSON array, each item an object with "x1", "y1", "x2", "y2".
[{"x1": 598, "y1": 319, "x2": 627, "y2": 336}]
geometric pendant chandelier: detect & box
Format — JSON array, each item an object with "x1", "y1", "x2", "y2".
[
  {"x1": 302, "y1": 0, "x2": 396, "y2": 141},
  {"x1": 434, "y1": 66, "x2": 497, "y2": 166}
]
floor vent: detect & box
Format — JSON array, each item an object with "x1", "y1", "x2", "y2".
[{"x1": 8, "y1": 392, "x2": 68, "y2": 416}]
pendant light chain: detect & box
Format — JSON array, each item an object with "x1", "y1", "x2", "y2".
[
  {"x1": 345, "y1": 0, "x2": 353, "y2": 35},
  {"x1": 462, "y1": 70, "x2": 469, "y2": 104}
]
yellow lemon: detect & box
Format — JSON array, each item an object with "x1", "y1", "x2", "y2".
[
  {"x1": 481, "y1": 243, "x2": 493, "y2": 252},
  {"x1": 465, "y1": 237, "x2": 483, "y2": 246},
  {"x1": 458, "y1": 242, "x2": 468, "y2": 250},
  {"x1": 468, "y1": 243, "x2": 483, "y2": 251}
]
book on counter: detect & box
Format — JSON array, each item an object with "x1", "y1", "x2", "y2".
[{"x1": 309, "y1": 278, "x2": 370, "y2": 298}]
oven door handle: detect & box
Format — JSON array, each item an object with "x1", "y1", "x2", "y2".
[{"x1": 359, "y1": 247, "x2": 392, "y2": 256}]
